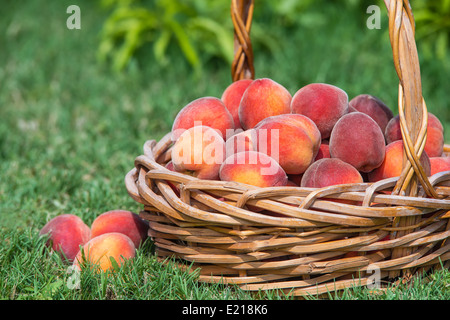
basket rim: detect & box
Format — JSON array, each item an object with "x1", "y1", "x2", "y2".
[{"x1": 125, "y1": 133, "x2": 450, "y2": 231}]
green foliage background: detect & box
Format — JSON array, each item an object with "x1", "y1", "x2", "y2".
[
  {"x1": 98, "y1": 0, "x2": 450, "y2": 71},
  {"x1": 95, "y1": 0, "x2": 450, "y2": 124}
]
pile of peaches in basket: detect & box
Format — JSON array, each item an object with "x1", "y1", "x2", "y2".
[
  {"x1": 169, "y1": 78, "x2": 448, "y2": 189},
  {"x1": 39, "y1": 78, "x2": 449, "y2": 272}
]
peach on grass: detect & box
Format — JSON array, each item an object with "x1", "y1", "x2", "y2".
[
  {"x1": 171, "y1": 125, "x2": 226, "y2": 180},
  {"x1": 90, "y1": 210, "x2": 149, "y2": 249},
  {"x1": 291, "y1": 83, "x2": 349, "y2": 139},
  {"x1": 367, "y1": 140, "x2": 431, "y2": 182},
  {"x1": 329, "y1": 112, "x2": 386, "y2": 173},
  {"x1": 221, "y1": 79, "x2": 253, "y2": 130},
  {"x1": 73, "y1": 232, "x2": 136, "y2": 272},
  {"x1": 39, "y1": 214, "x2": 91, "y2": 262},
  {"x1": 384, "y1": 113, "x2": 444, "y2": 157},
  {"x1": 219, "y1": 151, "x2": 288, "y2": 188},
  {"x1": 171, "y1": 96, "x2": 235, "y2": 141},
  {"x1": 254, "y1": 114, "x2": 321, "y2": 175},
  {"x1": 349, "y1": 94, "x2": 393, "y2": 133},
  {"x1": 238, "y1": 78, "x2": 292, "y2": 130},
  {"x1": 300, "y1": 158, "x2": 364, "y2": 188}
]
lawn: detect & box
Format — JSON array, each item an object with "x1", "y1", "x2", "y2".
[{"x1": 0, "y1": 0, "x2": 449, "y2": 300}]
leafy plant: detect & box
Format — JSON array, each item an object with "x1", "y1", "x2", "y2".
[
  {"x1": 97, "y1": 0, "x2": 321, "y2": 74},
  {"x1": 97, "y1": 0, "x2": 233, "y2": 74},
  {"x1": 413, "y1": 0, "x2": 450, "y2": 62}
]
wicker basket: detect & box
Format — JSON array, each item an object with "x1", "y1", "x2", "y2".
[{"x1": 125, "y1": 0, "x2": 450, "y2": 296}]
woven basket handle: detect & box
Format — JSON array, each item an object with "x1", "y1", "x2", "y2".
[
  {"x1": 230, "y1": 0, "x2": 437, "y2": 198},
  {"x1": 230, "y1": 0, "x2": 255, "y2": 81},
  {"x1": 384, "y1": 0, "x2": 438, "y2": 198}
]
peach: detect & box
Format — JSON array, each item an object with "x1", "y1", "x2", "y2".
[
  {"x1": 221, "y1": 79, "x2": 253, "y2": 130},
  {"x1": 39, "y1": 214, "x2": 91, "y2": 262},
  {"x1": 270, "y1": 113, "x2": 322, "y2": 148},
  {"x1": 225, "y1": 128, "x2": 257, "y2": 158},
  {"x1": 300, "y1": 158, "x2": 364, "y2": 188},
  {"x1": 73, "y1": 233, "x2": 136, "y2": 272},
  {"x1": 384, "y1": 115, "x2": 402, "y2": 143},
  {"x1": 429, "y1": 156, "x2": 450, "y2": 176},
  {"x1": 238, "y1": 78, "x2": 292, "y2": 130},
  {"x1": 385, "y1": 113, "x2": 444, "y2": 157},
  {"x1": 368, "y1": 140, "x2": 431, "y2": 182},
  {"x1": 90, "y1": 210, "x2": 149, "y2": 249},
  {"x1": 219, "y1": 151, "x2": 288, "y2": 188},
  {"x1": 425, "y1": 125, "x2": 445, "y2": 157},
  {"x1": 428, "y1": 112, "x2": 445, "y2": 132},
  {"x1": 171, "y1": 125, "x2": 226, "y2": 180},
  {"x1": 291, "y1": 83, "x2": 349, "y2": 139},
  {"x1": 314, "y1": 142, "x2": 331, "y2": 161},
  {"x1": 254, "y1": 114, "x2": 321, "y2": 175},
  {"x1": 349, "y1": 94, "x2": 393, "y2": 133},
  {"x1": 329, "y1": 112, "x2": 386, "y2": 173},
  {"x1": 171, "y1": 96, "x2": 234, "y2": 141}
]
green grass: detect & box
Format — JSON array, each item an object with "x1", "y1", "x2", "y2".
[
  {"x1": 1, "y1": 228, "x2": 449, "y2": 300},
  {"x1": 0, "y1": 0, "x2": 449, "y2": 300}
]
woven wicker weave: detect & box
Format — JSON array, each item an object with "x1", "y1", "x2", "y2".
[{"x1": 125, "y1": 0, "x2": 450, "y2": 296}]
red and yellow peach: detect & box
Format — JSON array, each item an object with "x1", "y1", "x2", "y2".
[
  {"x1": 73, "y1": 232, "x2": 136, "y2": 272},
  {"x1": 90, "y1": 210, "x2": 149, "y2": 249},
  {"x1": 171, "y1": 125, "x2": 226, "y2": 180},
  {"x1": 225, "y1": 128, "x2": 257, "y2": 158},
  {"x1": 254, "y1": 114, "x2": 321, "y2": 175},
  {"x1": 368, "y1": 140, "x2": 431, "y2": 182},
  {"x1": 238, "y1": 78, "x2": 292, "y2": 130},
  {"x1": 219, "y1": 151, "x2": 288, "y2": 187},
  {"x1": 221, "y1": 79, "x2": 253, "y2": 130},
  {"x1": 171, "y1": 96, "x2": 234, "y2": 141}
]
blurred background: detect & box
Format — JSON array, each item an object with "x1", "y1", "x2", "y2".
[{"x1": 1, "y1": 0, "x2": 449, "y2": 229}]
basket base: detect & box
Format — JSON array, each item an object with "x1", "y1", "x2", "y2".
[
  {"x1": 140, "y1": 209, "x2": 450, "y2": 297},
  {"x1": 154, "y1": 251, "x2": 447, "y2": 298}
]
